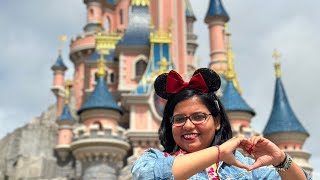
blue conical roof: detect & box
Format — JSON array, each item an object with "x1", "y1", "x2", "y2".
[
  {"x1": 106, "y1": 0, "x2": 116, "y2": 6},
  {"x1": 263, "y1": 78, "x2": 309, "y2": 136},
  {"x1": 205, "y1": 0, "x2": 229, "y2": 23},
  {"x1": 117, "y1": 5, "x2": 150, "y2": 47},
  {"x1": 57, "y1": 104, "x2": 74, "y2": 121},
  {"x1": 78, "y1": 76, "x2": 122, "y2": 114},
  {"x1": 185, "y1": 0, "x2": 196, "y2": 19},
  {"x1": 222, "y1": 80, "x2": 255, "y2": 115},
  {"x1": 51, "y1": 54, "x2": 67, "y2": 71}
]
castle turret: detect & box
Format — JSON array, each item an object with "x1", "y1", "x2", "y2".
[
  {"x1": 263, "y1": 50, "x2": 312, "y2": 174},
  {"x1": 71, "y1": 39, "x2": 129, "y2": 180},
  {"x1": 205, "y1": 0, "x2": 229, "y2": 75},
  {"x1": 221, "y1": 29, "x2": 256, "y2": 137},
  {"x1": 117, "y1": 0, "x2": 150, "y2": 92},
  {"x1": 51, "y1": 36, "x2": 68, "y2": 116},
  {"x1": 55, "y1": 81, "x2": 75, "y2": 161},
  {"x1": 83, "y1": 0, "x2": 105, "y2": 32},
  {"x1": 185, "y1": 0, "x2": 198, "y2": 73}
]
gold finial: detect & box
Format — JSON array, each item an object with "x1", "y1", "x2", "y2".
[
  {"x1": 273, "y1": 49, "x2": 282, "y2": 78},
  {"x1": 225, "y1": 24, "x2": 242, "y2": 94},
  {"x1": 64, "y1": 80, "x2": 73, "y2": 104},
  {"x1": 97, "y1": 54, "x2": 106, "y2": 77},
  {"x1": 158, "y1": 57, "x2": 169, "y2": 74},
  {"x1": 58, "y1": 35, "x2": 67, "y2": 54},
  {"x1": 131, "y1": 0, "x2": 150, "y2": 6}
]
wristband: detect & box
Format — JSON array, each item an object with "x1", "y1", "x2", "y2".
[
  {"x1": 274, "y1": 153, "x2": 292, "y2": 172},
  {"x1": 215, "y1": 145, "x2": 220, "y2": 164}
]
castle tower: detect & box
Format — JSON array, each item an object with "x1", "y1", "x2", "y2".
[
  {"x1": 221, "y1": 29, "x2": 256, "y2": 137},
  {"x1": 55, "y1": 81, "x2": 75, "y2": 162},
  {"x1": 185, "y1": 0, "x2": 198, "y2": 74},
  {"x1": 119, "y1": 26, "x2": 174, "y2": 180},
  {"x1": 51, "y1": 36, "x2": 68, "y2": 116},
  {"x1": 71, "y1": 50, "x2": 129, "y2": 179},
  {"x1": 204, "y1": 0, "x2": 229, "y2": 75},
  {"x1": 149, "y1": 0, "x2": 187, "y2": 75},
  {"x1": 124, "y1": 28, "x2": 174, "y2": 156},
  {"x1": 117, "y1": 0, "x2": 151, "y2": 92},
  {"x1": 263, "y1": 50, "x2": 312, "y2": 174}
]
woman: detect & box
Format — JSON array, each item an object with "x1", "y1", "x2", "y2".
[{"x1": 132, "y1": 68, "x2": 311, "y2": 180}]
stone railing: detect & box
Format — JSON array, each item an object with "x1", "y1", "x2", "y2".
[{"x1": 72, "y1": 124, "x2": 126, "y2": 142}]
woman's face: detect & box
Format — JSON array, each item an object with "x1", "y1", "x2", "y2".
[{"x1": 172, "y1": 96, "x2": 220, "y2": 153}]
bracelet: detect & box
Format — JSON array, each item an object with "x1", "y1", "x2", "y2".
[
  {"x1": 274, "y1": 153, "x2": 292, "y2": 173},
  {"x1": 215, "y1": 145, "x2": 220, "y2": 165}
]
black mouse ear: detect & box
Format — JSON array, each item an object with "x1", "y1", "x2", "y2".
[
  {"x1": 193, "y1": 68, "x2": 221, "y2": 92},
  {"x1": 154, "y1": 73, "x2": 170, "y2": 99}
]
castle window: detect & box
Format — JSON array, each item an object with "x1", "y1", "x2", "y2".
[
  {"x1": 93, "y1": 121, "x2": 103, "y2": 131},
  {"x1": 110, "y1": 72, "x2": 115, "y2": 83},
  {"x1": 90, "y1": 8, "x2": 94, "y2": 16},
  {"x1": 135, "y1": 59, "x2": 147, "y2": 78},
  {"x1": 105, "y1": 16, "x2": 111, "y2": 32}
]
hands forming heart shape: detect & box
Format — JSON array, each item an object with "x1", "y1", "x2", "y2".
[{"x1": 219, "y1": 136, "x2": 286, "y2": 171}]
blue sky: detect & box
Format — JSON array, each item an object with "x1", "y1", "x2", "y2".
[{"x1": 0, "y1": 0, "x2": 319, "y2": 177}]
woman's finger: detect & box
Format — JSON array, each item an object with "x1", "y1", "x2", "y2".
[{"x1": 247, "y1": 159, "x2": 264, "y2": 171}]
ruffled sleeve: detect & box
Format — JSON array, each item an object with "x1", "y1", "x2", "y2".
[{"x1": 132, "y1": 148, "x2": 175, "y2": 180}]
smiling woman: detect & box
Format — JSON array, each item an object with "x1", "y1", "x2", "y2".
[{"x1": 131, "y1": 68, "x2": 311, "y2": 180}]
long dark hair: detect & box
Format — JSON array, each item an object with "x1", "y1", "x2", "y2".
[{"x1": 158, "y1": 88, "x2": 232, "y2": 153}]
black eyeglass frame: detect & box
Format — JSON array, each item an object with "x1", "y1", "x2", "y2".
[{"x1": 170, "y1": 112, "x2": 212, "y2": 127}]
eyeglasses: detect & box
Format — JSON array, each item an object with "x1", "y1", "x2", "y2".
[{"x1": 170, "y1": 112, "x2": 212, "y2": 127}]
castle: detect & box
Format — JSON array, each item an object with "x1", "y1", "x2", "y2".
[{"x1": 0, "y1": 0, "x2": 312, "y2": 179}]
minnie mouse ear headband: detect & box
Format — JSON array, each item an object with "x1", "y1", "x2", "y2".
[{"x1": 154, "y1": 68, "x2": 221, "y2": 100}]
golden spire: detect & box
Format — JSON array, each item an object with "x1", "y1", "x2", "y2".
[
  {"x1": 58, "y1": 35, "x2": 67, "y2": 55},
  {"x1": 273, "y1": 49, "x2": 282, "y2": 78},
  {"x1": 225, "y1": 24, "x2": 242, "y2": 94},
  {"x1": 64, "y1": 80, "x2": 73, "y2": 104},
  {"x1": 131, "y1": 0, "x2": 150, "y2": 6},
  {"x1": 97, "y1": 55, "x2": 107, "y2": 77}
]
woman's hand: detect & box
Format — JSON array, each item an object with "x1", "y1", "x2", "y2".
[
  {"x1": 242, "y1": 136, "x2": 286, "y2": 171},
  {"x1": 219, "y1": 136, "x2": 250, "y2": 170}
]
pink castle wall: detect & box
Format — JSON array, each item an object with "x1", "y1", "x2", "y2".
[
  {"x1": 115, "y1": 0, "x2": 130, "y2": 30},
  {"x1": 134, "y1": 106, "x2": 148, "y2": 130},
  {"x1": 58, "y1": 129, "x2": 73, "y2": 145},
  {"x1": 278, "y1": 143, "x2": 302, "y2": 150},
  {"x1": 87, "y1": 3, "x2": 103, "y2": 23},
  {"x1": 56, "y1": 96, "x2": 64, "y2": 117},
  {"x1": 84, "y1": 117, "x2": 118, "y2": 134},
  {"x1": 74, "y1": 63, "x2": 84, "y2": 109},
  {"x1": 53, "y1": 73, "x2": 64, "y2": 87},
  {"x1": 70, "y1": 36, "x2": 95, "y2": 53},
  {"x1": 207, "y1": 22, "x2": 227, "y2": 73}
]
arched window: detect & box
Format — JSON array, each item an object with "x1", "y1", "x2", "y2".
[
  {"x1": 104, "y1": 16, "x2": 110, "y2": 32},
  {"x1": 119, "y1": 9, "x2": 124, "y2": 25},
  {"x1": 110, "y1": 72, "x2": 115, "y2": 83},
  {"x1": 135, "y1": 59, "x2": 147, "y2": 78},
  {"x1": 90, "y1": 8, "x2": 94, "y2": 17},
  {"x1": 93, "y1": 121, "x2": 103, "y2": 131}
]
